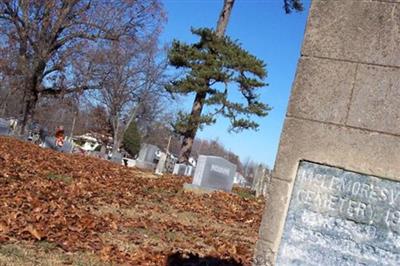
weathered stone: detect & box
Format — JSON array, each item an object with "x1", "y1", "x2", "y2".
[
  {"x1": 276, "y1": 161, "x2": 400, "y2": 265},
  {"x1": 110, "y1": 153, "x2": 123, "y2": 164},
  {"x1": 258, "y1": 178, "x2": 290, "y2": 244},
  {"x1": 253, "y1": 239, "x2": 276, "y2": 266},
  {"x1": 134, "y1": 160, "x2": 156, "y2": 171},
  {"x1": 173, "y1": 163, "x2": 187, "y2": 176},
  {"x1": 256, "y1": 1, "x2": 400, "y2": 264},
  {"x1": 273, "y1": 117, "x2": 400, "y2": 183},
  {"x1": 288, "y1": 57, "x2": 356, "y2": 124},
  {"x1": 192, "y1": 155, "x2": 236, "y2": 192},
  {"x1": 347, "y1": 64, "x2": 400, "y2": 135},
  {"x1": 303, "y1": 0, "x2": 400, "y2": 67},
  {"x1": 137, "y1": 143, "x2": 158, "y2": 163},
  {"x1": 155, "y1": 152, "x2": 167, "y2": 175},
  {"x1": 183, "y1": 183, "x2": 216, "y2": 194},
  {"x1": 0, "y1": 118, "x2": 10, "y2": 136}
]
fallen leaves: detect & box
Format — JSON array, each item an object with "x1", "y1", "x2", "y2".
[{"x1": 0, "y1": 136, "x2": 265, "y2": 265}]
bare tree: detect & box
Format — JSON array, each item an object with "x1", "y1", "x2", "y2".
[
  {"x1": 0, "y1": 0, "x2": 165, "y2": 133},
  {"x1": 88, "y1": 38, "x2": 169, "y2": 154}
]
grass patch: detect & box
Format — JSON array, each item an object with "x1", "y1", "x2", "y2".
[
  {"x1": 233, "y1": 187, "x2": 256, "y2": 199},
  {"x1": 46, "y1": 173, "x2": 73, "y2": 184},
  {"x1": 0, "y1": 243, "x2": 111, "y2": 266}
]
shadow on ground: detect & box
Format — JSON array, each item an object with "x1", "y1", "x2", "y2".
[{"x1": 166, "y1": 252, "x2": 243, "y2": 266}]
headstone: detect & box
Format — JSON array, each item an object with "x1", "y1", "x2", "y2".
[
  {"x1": 184, "y1": 165, "x2": 194, "y2": 177},
  {"x1": 134, "y1": 143, "x2": 158, "y2": 171},
  {"x1": 276, "y1": 161, "x2": 400, "y2": 265},
  {"x1": 190, "y1": 155, "x2": 236, "y2": 192},
  {"x1": 254, "y1": 1, "x2": 400, "y2": 265},
  {"x1": 42, "y1": 136, "x2": 73, "y2": 153},
  {"x1": 123, "y1": 158, "x2": 136, "y2": 167},
  {"x1": 110, "y1": 152, "x2": 123, "y2": 164},
  {"x1": 155, "y1": 152, "x2": 167, "y2": 175},
  {"x1": 165, "y1": 155, "x2": 178, "y2": 173},
  {"x1": 134, "y1": 159, "x2": 156, "y2": 171},
  {"x1": 137, "y1": 143, "x2": 158, "y2": 163},
  {"x1": 252, "y1": 166, "x2": 269, "y2": 197},
  {"x1": 173, "y1": 163, "x2": 187, "y2": 176},
  {"x1": 0, "y1": 118, "x2": 10, "y2": 136}
]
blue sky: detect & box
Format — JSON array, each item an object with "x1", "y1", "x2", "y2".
[{"x1": 160, "y1": 0, "x2": 311, "y2": 168}]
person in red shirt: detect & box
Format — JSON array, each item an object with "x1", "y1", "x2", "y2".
[{"x1": 55, "y1": 126, "x2": 65, "y2": 148}]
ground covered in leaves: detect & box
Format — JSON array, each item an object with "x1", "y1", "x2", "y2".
[{"x1": 0, "y1": 136, "x2": 265, "y2": 265}]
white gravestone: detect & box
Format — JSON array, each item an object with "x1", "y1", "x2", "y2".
[
  {"x1": 134, "y1": 143, "x2": 158, "y2": 170},
  {"x1": 155, "y1": 152, "x2": 167, "y2": 175},
  {"x1": 191, "y1": 155, "x2": 236, "y2": 192}
]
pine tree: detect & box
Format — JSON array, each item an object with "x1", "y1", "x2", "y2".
[
  {"x1": 122, "y1": 121, "x2": 141, "y2": 157},
  {"x1": 167, "y1": 28, "x2": 271, "y2": 163}
]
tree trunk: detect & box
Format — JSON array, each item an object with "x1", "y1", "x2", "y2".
[
  {"x1": 178, "y1": 92, "x2": 206, "y2": 163},
  {"x1": 0, "y1": 89, "x2": 11, "y2": 117},
  {"x1": 177, "y1": 0, "x2": 236, "y2": 164},
  {"x1": 70, "y1": 109, "x2": 78, "y2": 139},
  {"x1": 112, "y1": 116, "x2": 120, "y2": 155},
  {"x1": 216, "y1": 0, "x2": 235, "y2": 37},
  {"x1": 20, "y1": 90, "x2": 38, "y2": 135}
]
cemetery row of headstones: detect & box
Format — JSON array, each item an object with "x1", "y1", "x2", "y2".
[{"x1": 1, "y1": 118, "x2": 254, "y2": 194}]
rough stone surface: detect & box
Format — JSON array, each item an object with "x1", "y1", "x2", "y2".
[
  {"x1": 256, "y1": 0, "x2": 400, "y2": 264},
  {"x1": 183, "y1": 183, "x2": 216, "y2": 194},
  {"x1": 276, "y1": 161, "x2": 400, "y2": 265},
  {"x1": 347, "y1": 64, "x2": 400, "y2": 135},
  {"x1": 253, "y1": 239, "x2": 275, "y2": 266},
  {"x1": 155, "y1": 152, "x2": 167, "y2": 175},
  {"x1": 303, "y1": 0, "x2": 400, "y2": 67},
  {"x1": 192, "y1": 155, "x2": 236, "y2": 192},
  {"x1": 134, "y1": 159, "x2": 156, "y2": 171},
  {"x1": 288, "y1": 57, "x2": 357, "y2": 124},
  {"x1": 258, "y1": 178, "x2": 291, "y2": 244},
  {"x1": 0, "y1": 119, "x2": 10, "y2": 136},
  {"x1": 137, "y1": 143, "x2": 158, "y2": 163},
  {"x1": 273, "y1": 117, "x2": 400, "y2": 183},
  {"x1": 173, "y1": 163, "x2": 187, "y2": 176}
]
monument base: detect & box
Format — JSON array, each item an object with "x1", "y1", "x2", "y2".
[
  {"x1": 134, "y1": 160, "x2": 156, "y2": 171},
  {"x1": 183, "y1": 183, "x2": 218, "y2": 194}
]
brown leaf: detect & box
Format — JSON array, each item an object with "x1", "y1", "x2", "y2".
[
  {"x1": 27, "y1": 226, "x2": 43, "y2": 240},
  {"x1": 0, "y1": 223, "x2": 9, "y2": 234}
]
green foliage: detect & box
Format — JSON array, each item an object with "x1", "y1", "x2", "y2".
[
  {"x1": 283, "y1": 0, "x2": 304, "y2": 14},
  {"x1": 123, "y1": 121, "x2": 141, "y2": 156},
  {"x1": 166, "y1": 28, "x2": 271, "y2": 134}
]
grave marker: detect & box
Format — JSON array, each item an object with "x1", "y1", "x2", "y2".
[
  {"x1": 254, "y1": 1, "x2": 400, "y2": 265},
  {"x1": 190, "y1": 155, "x2": 236, "y2": 192},
  {"x1": 133, "y1": 143, "x2": 158, "y2": 170},
  {"x1": 0, "y1": 118, "x2": 10, "y2": 136}
]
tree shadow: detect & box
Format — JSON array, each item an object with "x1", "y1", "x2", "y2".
[{"x1": 166, "y1": 251, "x2": 243, "y2": 266}]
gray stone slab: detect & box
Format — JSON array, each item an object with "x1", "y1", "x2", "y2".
[
  {"x1": 287, "y1": 57, "x2": 357, "y2": 124},
  {"x1": 183, "y1": 183, "x2": 217, "y2": 194},
  {"x1": 347, "y1": 64, "x2": 400, "y2": 135},
  {"x1": 0, "y1": 118, "x2": 10, "y2": 136},
  {"x1": 137, "y1": 143, "x2": 158, "y2": 163},
  {"x1": 43, "y1": 136, "x2": 73, "y2": 153},
  {"x1": 276, "y1": 161, "x2": 400, "y2": 266},
  {"x1": 303, "y1": 0, "x2": 400, "y2": 67},
  {"x1": 155, "y1": 152, "x2": 167, "y2": 175},
  {"x1": 192, "y1": 155, "x2": 236, "y2": 192},
  {"x1": 134, "y1": 159, "x2": 156, "y2": 171},
  {"x1": 110, "y1": 153, "x2": 123, "y2": 164},
  {"x1": 259, "y1": 178, "x2": 290, "y2": 243},
  {"x1": 273, "y1": 117, "x2": 400, "y2": 183},
  {"x1": 173, "y1": 163, "x2": 187, "y2": 176}
]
